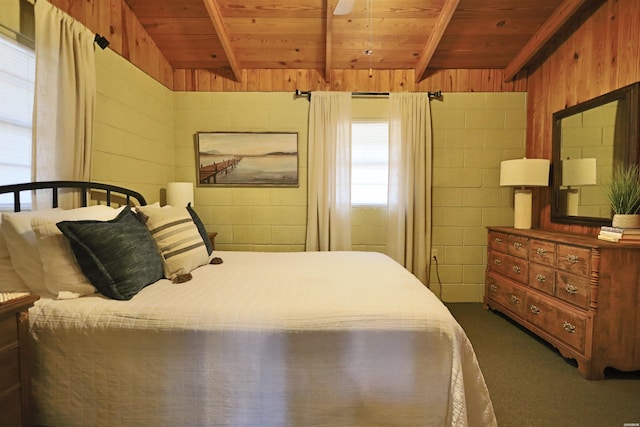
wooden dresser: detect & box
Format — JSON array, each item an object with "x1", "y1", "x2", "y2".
[
  {"x1": 485, "y1": 226, "x2": 640, "y2": 380},
  {"x1": 0, "y1": 294, "x2": 39, "y2": 427}
]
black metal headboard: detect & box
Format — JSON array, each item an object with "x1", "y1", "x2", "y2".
[{"x1": 0, "y1": 181, "x2": 147, "y2": 212}]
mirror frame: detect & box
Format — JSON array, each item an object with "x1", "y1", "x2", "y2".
[{"x1": 551, "y1": 82, "x2": 640, "y2": 227}]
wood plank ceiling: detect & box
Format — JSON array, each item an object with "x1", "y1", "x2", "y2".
[{"x1": 125, "y1": 0, "x2": 590, "y2": 83}]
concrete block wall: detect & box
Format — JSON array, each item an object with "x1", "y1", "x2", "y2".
[
  {"x1": 430, "y1": 92, "x2": 527, "y2": 301},
  {"x1": 91, "y1": 49, "x2": 174, "y2": 203},
  {"x1": 173, "y1": 92, "x2": 310, "y2": 251},
  {"x1": 171, "y1": 91, "x2": 527, "y2": 301}
]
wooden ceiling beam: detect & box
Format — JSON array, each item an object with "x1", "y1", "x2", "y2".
[
  {"x1": 325, "y1": 0, "x2": 333, "y2": 83},
  {"x1": 503, "y1": 0, "x2": 588, "y2": 82},
  {"x1": 414, "y1": 0, "x2": 459, "y2": 83},
  {"x1": 202, "y1": 0, "x2": 242, "y2": 82}
]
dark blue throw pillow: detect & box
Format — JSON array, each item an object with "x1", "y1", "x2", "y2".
[
  {"x1": 56, "y1": 205, "x2": 164, "y2": 300},
  {"x1": 187, "y1": 202, "x2": 213, "y2": 255}
]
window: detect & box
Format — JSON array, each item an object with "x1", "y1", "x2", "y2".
[
  {"x1": 0, "y1": 32, "x2": 35, "y2": 208},
  {"x1": 351, "y1": 121, "x2": 389, "y2": 206}
]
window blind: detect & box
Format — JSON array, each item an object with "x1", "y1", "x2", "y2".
[
  {"x1": 0, "y1": 32, "x2": 35, "y2": 207},
  {"x1": 351, "y1": 121, "x2": 389, "y2": 206}
]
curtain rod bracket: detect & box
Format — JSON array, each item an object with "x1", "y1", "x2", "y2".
[
  {"x1": 294, "y1": 89, "x2": 311, "y2": 101},
  {"x1": 94, "y1": 33, "x2": 110, "y2": 50}
]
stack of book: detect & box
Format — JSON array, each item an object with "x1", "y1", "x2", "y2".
[{"x1": 597, "y1": 226, "x2": 640, "y2": 242}]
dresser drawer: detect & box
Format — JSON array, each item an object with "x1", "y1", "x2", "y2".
[
  {"x1": 529, "y1": 239, "x2": 556, "y2": 267},
  {"x1": 525, "y1": 294, "x2": 587, "y2": 353},
  {"x1": 489, "y1": 231, "x2": 509, "y2": 254},
  {"x1": 507, "y1": 256, "x2": 529, "y2": 284},
  {"x1": 488, "y1": 251, "x2": 509, "y2": 276},
  {"x1": 507, "y1": 234, "x2": 529, "y2": 259},
  {"x1": 486, "y1": 273, "x2": 526, "y2": 317},
  {"x1": 529, "y1": 264, "x2": 556, "y2": 296},
  {"x1": 0, "y1": 294, "x2": 38, "y2": 427},
  {"x1": 556, "y1": 244, "x2": 591, "y2": 277},
  {"x1": 556, "y1": 271, "x2": 590, "y2": 309},
  {"x1": 489, "y1": 252, "x2": 528, "y2": 284},
  {"x1": 0, "y1": 346, "x2": 20, "y2": 392},
  {"x1": 0, "y1": 313, "x2": 18, "y2": 350}
]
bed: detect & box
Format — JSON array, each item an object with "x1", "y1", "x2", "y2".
[{"x1": 0, "y1": 181, "x2": 496, "y2": 427}]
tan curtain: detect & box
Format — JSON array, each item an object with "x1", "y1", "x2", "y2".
[
  {"x1": 33, "y1": 0, "x2": 96, "y2": 208},
  {"x1": 305, "y1": 92, "x2": 352, "y2": 251},
  {"x1": 386, "y1": 93, "x2": 432, "y2": 283}
]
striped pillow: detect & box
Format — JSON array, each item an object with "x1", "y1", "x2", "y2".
[{"x1": 141, "y1": 205, "x2": 209, "y2": 280}]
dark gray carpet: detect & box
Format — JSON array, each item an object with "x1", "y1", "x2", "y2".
[{"x1": 447, "y1": 303, "x2": 640, "y2": 427}]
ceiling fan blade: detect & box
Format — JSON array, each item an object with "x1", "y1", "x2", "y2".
[{"x1": 333, "y1": 0, "x2": 356, "y2": 15}]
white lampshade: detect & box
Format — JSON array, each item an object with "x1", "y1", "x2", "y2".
[
  {"x1": 500, "y1": 158, "x2": 550, "y2": 229},
  {"x1": 166, "y1": 182, "x2": 194, "y2": 207},
  {"x1": 500, "y1": 158, "x2": 550, "y2": 187},
  {"x1": 562, "y1": 158, "x2": 597, "y2": 186}
]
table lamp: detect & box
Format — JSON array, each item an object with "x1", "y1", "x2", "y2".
[
  {"x1": 166, "y1": 182, "x2": 194, "y2": 208},
  {"x1": 562, "y1": 158, "x2": 597, "y2": 216},
  {"x1": 500, "y1": 158, "x2": 550, "y2": 229}
]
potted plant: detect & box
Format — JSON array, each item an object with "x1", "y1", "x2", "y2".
[{"x1": 606, "y1": 164, "x2": 640, "y2": 228}]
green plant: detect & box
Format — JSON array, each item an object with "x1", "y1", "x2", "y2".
[{"x1": 606, "y1": 164, "x2": 640, "y2": 214}]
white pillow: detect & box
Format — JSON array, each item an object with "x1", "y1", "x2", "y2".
[
  {"x1": 1, "y1": 205, "x2": 120, "y2": 294},
  {"x1": 132, "y1": 201, "x2": 160, "y2": 212},
  {"x1": 138, "y1": 204, "x2": 209, "y2": 280},
  {"x1": 0, "y1": 227, "x2": 30, "y2": 292},
  {"x1": 31, "y1": 206, "x2": 125, "y2": 299},
  {"x1": 1, "y1": 208, "x2": 62, "y2": 294}
]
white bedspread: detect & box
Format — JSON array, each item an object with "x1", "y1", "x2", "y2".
[{"x1": 29, "y1": 251, "x2": 496, "y2": 427}]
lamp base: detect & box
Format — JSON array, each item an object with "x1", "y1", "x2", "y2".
[
  {"x1": 566, "y1": 187, "x2": 579, "y2": 216},
  {"x1": 513, "y1": 188, "x2": 533, "y2": 229}
]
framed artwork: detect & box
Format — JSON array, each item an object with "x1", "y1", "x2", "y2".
[{"x1": 195, "y1": 132, "x2": 299, "y2": 187}]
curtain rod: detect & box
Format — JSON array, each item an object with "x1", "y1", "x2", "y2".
[{"x1": 294, "y1": 89, "x2": 442, "y2": 101}]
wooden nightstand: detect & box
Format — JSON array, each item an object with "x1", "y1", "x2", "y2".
[{"x1": 0, "y1": 293, "x2": 39, "y2": 427}]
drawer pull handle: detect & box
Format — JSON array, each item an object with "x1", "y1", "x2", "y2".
[
  {"x1": 513, "y1": 242, "x2": 523, "y2": 250},
  {"x1": 565, "y1": 284, "x2": 578, "y2": 295},
  {"x1": 489, "y1": 284, "x2": 498, "y2": 292},
  {"x1": 510, "y1": 295, "x2": 520, "y2": 304},
  {"x1": 535, "y1": 273, "x2": 546, "y2": 283},
  {"x1": 530, "y1": 305, "x2": 541, "y2": 315},
  {"x1": 494, "y1": 259, "x2": 502, "y2": 265},
  {"x1": 536, "y1": 248, "x2": 547, "y2": 257},
  {"x1": 563, "y1": 321, "x2": 576, "y2": 333},
  {"x1": 566, "y1": 254, "x2": 579, "y2": 264},
  {"x1": 494, "y1": 237, "x2": 503, "y2": 245},
  {"x1": 512, "y1": 265, "x2": 521, "y2": 274}
]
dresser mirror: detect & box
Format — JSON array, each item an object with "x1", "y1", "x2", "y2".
[{"x1": 551, "y1": 82, "x2": 640, "y2": 227}]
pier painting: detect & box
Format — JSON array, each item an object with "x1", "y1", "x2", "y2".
[{"x1": 196, "y1": 132, "x2": 298, "y2": 187}]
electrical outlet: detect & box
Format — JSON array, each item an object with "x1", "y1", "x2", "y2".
[{"x1": 431, "y1": 249, "x2": 438, "y2": 260}]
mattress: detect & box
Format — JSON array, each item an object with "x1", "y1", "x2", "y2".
[{"x1": 29, "y1": 250, "x2": 496, "y2": 427}]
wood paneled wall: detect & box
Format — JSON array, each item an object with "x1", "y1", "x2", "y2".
[
  {"x1": 527, "y1": 0, "x2": 640, "y2": 235},
  {"x1": 173, "y1": 68, "x2": 529, "y2": 93},
  {"x1": 48, "y1": 0, "x2": 173, "y2": 89}
]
